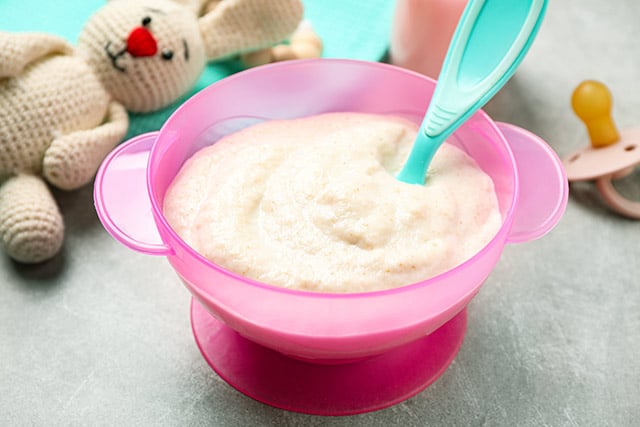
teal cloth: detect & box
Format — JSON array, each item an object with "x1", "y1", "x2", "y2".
[{"x1": 0, "y1": 0, "x2": 395, "y2": 138}]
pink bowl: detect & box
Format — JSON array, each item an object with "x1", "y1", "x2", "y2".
[{"x1": 94, "y1": 59, "x2": 567, "y2": 413}]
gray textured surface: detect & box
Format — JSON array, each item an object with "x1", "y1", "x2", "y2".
[{"x1": 2, "y1": 1, "x2": 639, "y2": 425}]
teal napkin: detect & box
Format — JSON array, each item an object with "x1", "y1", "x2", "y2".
[{"x1": 0, "y1": 0, "x2": 395, "y2": 138}]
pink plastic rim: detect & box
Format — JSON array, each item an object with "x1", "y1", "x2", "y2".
[
  {"x1": 148, "y1": 59, "x2": 522, "y2": 360},
  {"x1": 497, "y1": 123, "x2": 569, "y2": 243},
  {"x1": 94, "y1": 132, "x2": 173, "y2": 255}
]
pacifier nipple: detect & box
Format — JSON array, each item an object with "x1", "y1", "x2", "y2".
[{"x1": 571, "y1": 80, "x2": 620, "y2": 148}]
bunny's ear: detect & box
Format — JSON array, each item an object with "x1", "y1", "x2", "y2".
[
  {"x1": 0, "y1": 32, "x2": 73, "y2": 78},
  {"x1": 198, "y1": 0, "x2": 303, "y2": 60}
]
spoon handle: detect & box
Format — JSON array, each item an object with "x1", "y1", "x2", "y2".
[
  {"x1": 396, "y1": 130, "x2": 445, "y2": 185},
  {"x1": 397, "y1": 0, "x2": 548, "y2": 185}
]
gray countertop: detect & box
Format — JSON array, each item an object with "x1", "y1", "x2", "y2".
[{"x1": 2, "y1": 1, "x2": 639, "y2": 425}]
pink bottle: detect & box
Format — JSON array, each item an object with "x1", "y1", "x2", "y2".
[{"x1": 390, "y1": 0, "x2": 467, "y2": 79}]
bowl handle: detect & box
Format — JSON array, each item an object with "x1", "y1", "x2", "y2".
[
  {"x1": 93, "y1": 132, "x2": 173, "y2": 256},
  {"x1": 497, "y1": 123, "x2": 569, "y2": 243}
]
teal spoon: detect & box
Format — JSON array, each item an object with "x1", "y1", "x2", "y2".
[{"x1": 397, "y1": 0, "x2": 548, "y2": 185}]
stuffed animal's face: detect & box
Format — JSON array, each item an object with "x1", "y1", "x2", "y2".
[{"x1": 77, "y1": 0, "x2": 206, "y2": 113}]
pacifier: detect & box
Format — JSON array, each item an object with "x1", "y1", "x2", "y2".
[{"x1": 563, "y1": 80, "x2": 640, "y2": 219}]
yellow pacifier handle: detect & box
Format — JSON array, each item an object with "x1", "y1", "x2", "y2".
[{"x1": 571, "y1": 80, "x2": 620, "y2": 148}]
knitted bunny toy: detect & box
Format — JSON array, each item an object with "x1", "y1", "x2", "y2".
[{"x1": 0, "y1": 0, "x2": 321, "y2": 264}]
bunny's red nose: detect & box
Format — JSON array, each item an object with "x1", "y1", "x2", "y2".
[{"x1": 126, "y1": 27, "x2": 157, "y2": 57}]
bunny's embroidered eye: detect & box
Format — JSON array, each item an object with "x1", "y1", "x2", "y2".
[
  {"x1": 161, "y1": 49, "x2": 174, "y2": 60},
  {"x1": 142, "y1": 16, "x2": 152, "y2": 27}
]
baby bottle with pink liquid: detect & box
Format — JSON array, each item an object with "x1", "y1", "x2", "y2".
[{"x1": 390, "y1": 0, "x2": 467, "y2": 79}]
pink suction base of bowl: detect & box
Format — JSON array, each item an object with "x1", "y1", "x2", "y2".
[{"x1": 190, "y1": 299, "x2": 467, "y2": 416}]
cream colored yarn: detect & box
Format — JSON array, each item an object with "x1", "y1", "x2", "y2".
[
  {"x1": 198, "y1": 0, "x2": 303, "y2": 59},
  {"x1": 77, "y1": 0, "x2": 207, "y2": 113},
  {"x1": 0, "y1": 175, "x2": 64, "y2": 263},
  {"x1": 0, "y1": 34, "x2": 122, "y2": 263},
  {"x1": 0, "y1": 0, "x2": 318, "y2": 263},
  {"x1": 241, "y1": 20, "x2": 323, "y2": 67}
]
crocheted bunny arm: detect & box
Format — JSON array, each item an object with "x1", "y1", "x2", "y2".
[
  {"x1": 0, "y1": 32, "x2": 73, "y2": 78},
  {"x1": 43, "y1": 101, "x2": 129, "y2": 191},
  {"x1": 198, "y1": 0, "x2": 303, "y2": 60},
  {"x1": 0, "y1": 174, "x2": 64, "y2": 263}
]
